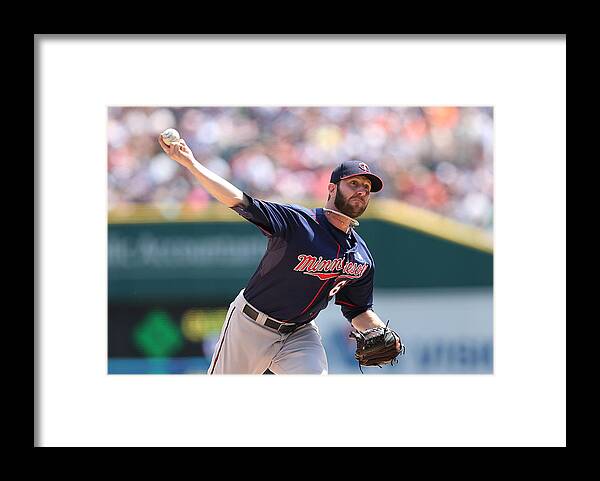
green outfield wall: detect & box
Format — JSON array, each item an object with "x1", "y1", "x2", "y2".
[{"x1": 108, "y1": 219, "x2": 493, "y2": 303}]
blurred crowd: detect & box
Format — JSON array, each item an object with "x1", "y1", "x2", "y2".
[{"x1": 108, "y1": 106, "x2": 493, "y2": 230}]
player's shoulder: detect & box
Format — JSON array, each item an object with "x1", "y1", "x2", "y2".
[
  {"x1": 284, "y1": 203, "x2": 317, "y2": 218},
  {"x1": 352, "y1": 229, "x2": 369, "y2": 246},
  {"x1": 352, "y1": 230, "x2": 375, "y2": 258},
  {"x1": 247, "y1": 193, "x2": 322, "y2": 225},
  {"x1": 262, "y1": 199, "x2": 316, "y2": 219}
]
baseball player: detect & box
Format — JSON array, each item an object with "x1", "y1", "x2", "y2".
[{"x1": 158, "y1": 135, "x2": 404, "y2": 374}]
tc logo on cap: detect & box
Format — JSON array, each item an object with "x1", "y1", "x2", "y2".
[{"x1": 358, "y1": 162, "x2": 370, "y2": 172}]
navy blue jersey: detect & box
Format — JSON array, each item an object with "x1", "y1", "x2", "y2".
[{"x1": 230, "y1": 193, "x2": 375, "y2": 325}]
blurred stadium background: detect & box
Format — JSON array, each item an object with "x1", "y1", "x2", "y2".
[{"x1": 107, "y1": 106, "x2": 493, "y2": 374}]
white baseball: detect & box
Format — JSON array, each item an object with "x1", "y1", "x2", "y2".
[{"x1": 161, "y1": 128, "x2": 181, "y2": 146}]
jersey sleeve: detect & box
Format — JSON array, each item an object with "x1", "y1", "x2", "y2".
[
  {"x1": 335, "y1": 263, "x2": 375, "y2": 322},
  {"x1": 230, "y1": 193, "x2": 298, "y2": 237}
]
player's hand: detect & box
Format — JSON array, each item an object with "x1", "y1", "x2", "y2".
[{"x1": 158, "y1": 135, "x2": 196, "y2": 170}]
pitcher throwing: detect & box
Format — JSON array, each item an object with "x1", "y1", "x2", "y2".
[{"x1": 158, "y1": 135, "x2": 405, "y2": 374}]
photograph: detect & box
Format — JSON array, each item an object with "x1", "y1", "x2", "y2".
[
  {"x1": 107, "y1": 106, "x2": 494, "y2": 375},
  {"x1": 37, "y1": 35, "x2": 565, "y2": 447}
]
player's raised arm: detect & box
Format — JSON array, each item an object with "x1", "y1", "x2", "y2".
[{"x1": 158, "y1": 133, "x2": 246, "y2": 208}]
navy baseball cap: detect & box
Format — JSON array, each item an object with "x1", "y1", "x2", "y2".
[{"x1": 330, "y1": 160, "x2": 384, "y2": 192}]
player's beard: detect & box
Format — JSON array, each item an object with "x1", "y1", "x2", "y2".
[{"x1": 334, "y1": 188, "x2": 368, "y2": 219}]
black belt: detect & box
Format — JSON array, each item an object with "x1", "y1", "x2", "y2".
[{"x1": 242, "y1": 304, "x2": 304, "y2": 334}]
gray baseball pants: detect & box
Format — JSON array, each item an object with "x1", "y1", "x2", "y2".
[{"x1": 207, "y1": 289, "x2": 328, "y2": 375}]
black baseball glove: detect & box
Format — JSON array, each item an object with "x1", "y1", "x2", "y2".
[{"x1": 349, "y1": 323, "x2": 405, "y2": 372}]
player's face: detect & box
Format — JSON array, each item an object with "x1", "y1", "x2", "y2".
[{"x1": 334, "y1": 176, "x2": 372, "y2": 218}]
